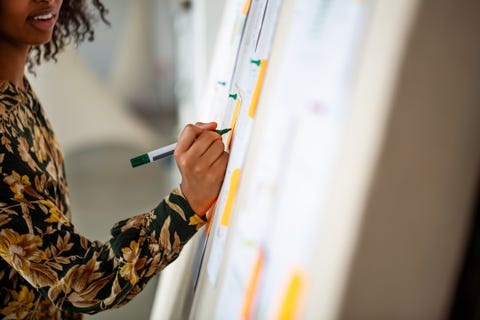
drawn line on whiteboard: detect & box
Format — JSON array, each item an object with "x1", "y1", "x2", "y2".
[{"x1": 255, "y1": 0, "x2": 270, "y2": 51}]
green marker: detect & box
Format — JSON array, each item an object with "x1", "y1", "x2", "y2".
[{"x1": 130, "y1": 128, "x2": 231, "y2": 168}]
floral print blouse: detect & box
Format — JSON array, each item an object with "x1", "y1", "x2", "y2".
[{"x1": 0, "y1": 79, "x2": 206, "y2": 319}]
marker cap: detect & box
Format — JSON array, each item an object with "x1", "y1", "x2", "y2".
[{"x1": 130, "y1": 154, "x2": 150, "y2": 168}]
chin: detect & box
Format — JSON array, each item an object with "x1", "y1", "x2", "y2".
[{"x1": 30, "y1": 36, "x2": 54, "y2": 46}]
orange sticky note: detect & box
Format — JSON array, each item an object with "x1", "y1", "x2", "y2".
[
  {"x1": 242, "y1": 0, "x2": 252, "y2": 15},
  {"x1": 242, "y1": 251, "x2": 264, "y2": 320},
  {"x1": 205, "y1": 202, "x2": 217, "y2": 236},
  {"x1": 248, "y1": 60, "x2": 268, "y2": 119},
  {"x1": 278, "y1": 270, "x2": 307, "y2": 320},
  {"x1": 220, "y1": 168, "x2": 242, "y2": 227},
  {"x1": 227, "y1": 98, "x2": 242, "y2": 149}
]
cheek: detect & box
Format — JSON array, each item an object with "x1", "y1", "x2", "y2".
[
  {"x1": 0, "y1": 15, "x2": 24, "y2": 40},
  {"x1": 0, "y1": 3, "x2": 35, "y2": 44}
]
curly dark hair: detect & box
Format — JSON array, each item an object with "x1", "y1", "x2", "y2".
[{"x1": 28, "y1": 0, "x2": 109, "y2": 73}]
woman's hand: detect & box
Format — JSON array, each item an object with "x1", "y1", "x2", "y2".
[{"x1": 174, "y1": 122, "x2": 229, "y2": 216}]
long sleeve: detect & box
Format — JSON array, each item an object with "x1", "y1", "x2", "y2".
[
  {"x1": 0, "y1": 183, "x2": 205, "y2": 314},
  {"x1": 0, "y1": 80, "x2": 206, "y2": 318}
]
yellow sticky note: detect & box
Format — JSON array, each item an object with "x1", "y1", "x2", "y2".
[
  {"x1": 249, "y1": 60, "x2": 268, "y2": 119},
  {"x1": 278, "y1": 270, "x2": 307, "y2": 320},
  {"x1": 220, "y1": 168, "x2": 242, "y2": 227}
]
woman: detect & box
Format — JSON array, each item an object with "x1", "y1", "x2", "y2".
[{"x1": 0, "y1": 0, "x2": 229, "y2": 318}]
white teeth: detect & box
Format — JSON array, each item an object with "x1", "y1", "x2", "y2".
[{"x1": 33, "y1": 13, "x2": 54, "y2": 21}]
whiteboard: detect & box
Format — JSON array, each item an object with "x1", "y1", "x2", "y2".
[
  {"x1": 190, "y1": 0, "x2": 371, "y2": 318},
  {"x1": 151, "y1": 0, "x2": 480, "y2": 319}
]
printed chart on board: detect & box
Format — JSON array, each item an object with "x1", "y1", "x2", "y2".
[
  {"x1": 202, "y1": 0, "x2": 284, "y2": 287},
  {"x1": 213, "y1": 0, "x2": 371, "y2": 319}
]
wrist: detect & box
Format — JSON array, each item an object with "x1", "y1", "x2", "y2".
[{"x1": 179, "y1": 183, "x2": 209, "y2": 217}]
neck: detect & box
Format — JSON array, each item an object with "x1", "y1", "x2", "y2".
[{"x1": 0, "y1": 42, "x2": 30, "y2": 90}]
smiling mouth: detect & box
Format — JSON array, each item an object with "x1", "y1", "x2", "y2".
[{"x1": 32, "y1": 12, "x2": 55, "y2": 21}]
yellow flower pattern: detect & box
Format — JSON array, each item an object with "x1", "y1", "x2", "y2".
[
  {"x1": 0, "y1": 286, "x2": 36, "y2": 319},
  {"x1": 120, "y1": 241, "x2": 147, "y2": 286},
  {"x1": 0, "y1": 79, "x2": 206, "y2": 319},
  {"x1": 0, "y1": 229, "x2": 46, "y2": 274}
]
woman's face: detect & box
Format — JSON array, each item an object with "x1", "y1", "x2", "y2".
[{"x1": 0, "y1": 0, "x2": 63, "y2": 48}]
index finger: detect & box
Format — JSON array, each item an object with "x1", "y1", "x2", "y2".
[
  {"x1": 175, "y1": 124, "x2": 204, "y2": 154},
  {"x1": 176, "y1": 122, "x2": 219, "y2": 153}
]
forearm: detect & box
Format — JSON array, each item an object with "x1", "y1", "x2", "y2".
[{"x1": 0, "y1": 185, "x2": 205, "y2": 314}]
